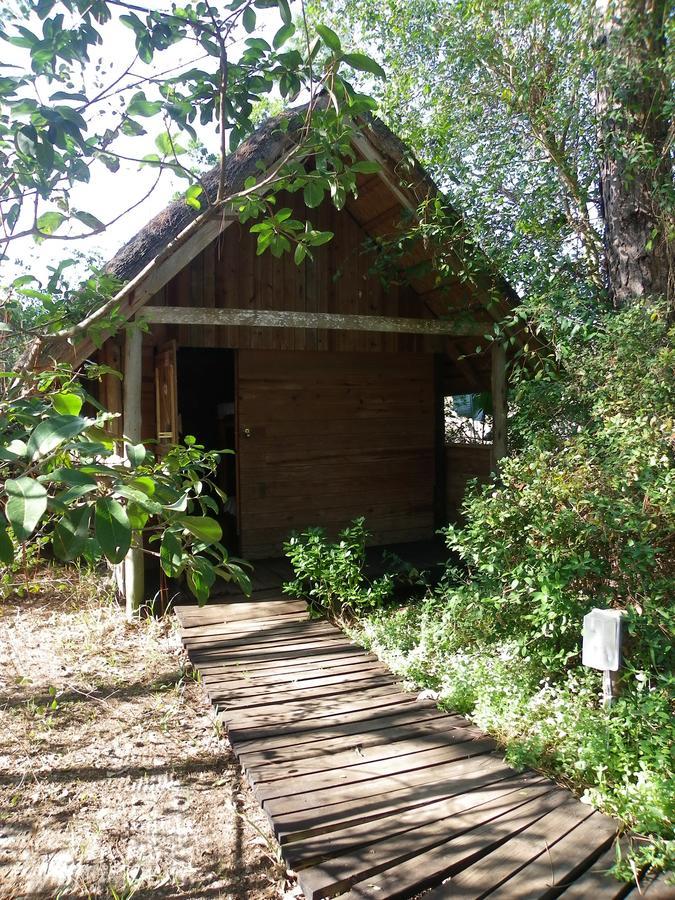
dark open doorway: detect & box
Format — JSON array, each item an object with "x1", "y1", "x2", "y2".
[{"x1": 176, "y1": 348, "x2": 237, "y2": 550}]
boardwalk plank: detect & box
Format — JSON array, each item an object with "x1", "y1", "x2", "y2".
[
  {"x1": 203, "y1": 660, "x2": 389, "y2": 695},
  {"x1": 190, "y1": 639, "x2": 360, "y2": 666},
  {"x1": 239, "y1": 714, "x2": 478, "y2": 771},
  {"x1": 181, "y1": 621, "x2": 336, "y2": 645},
  {"x1": 285, "y1": 772, "x2": 546, "y2": 869},
  {"x1": 195, "y1": 647, "x2": 374, "y2": 675},
  {"x1": 209, "y1": 674, "x2": 398, "y2": 710},
  {"x1": 227, "y1": 698, "x2": 436, "y2": 744},
  {"x1": 233, "y1": 704, "x2": 449, "y2": 756},
  {"x1": 554, "y1": 842, "x2": 633, "y2": 899},
  {"x1": 219, "y1": 685, "x2": 418, "y2": 730},
  {"x1": 178, "y1": 614, "x2": 322, "y2": 638},
  {"x1": 273, "y1": 757, "x2": 519, "y2": 844},
  {"x1": 190, "y1": 635, "x2": 351, "y2": 659},
  {"x1": 253, "y1": 737, "x2": 496, "y2": 804},
  {"x1": 298, "y1": 784, "x2": 565, "y2": 900},
  {"x1": 175, "y1": 598, "x2": 307, "y2": 626},
  {"x1": 265, "y1": 752, "x2": 510, "y2": 822},
  {"x1": 247, "y1": 723, "x2": 487, "y2": 783}
]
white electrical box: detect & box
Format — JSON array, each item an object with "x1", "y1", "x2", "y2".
[{"x1": 582, "y1": 608, "x2": 624, "y2": 672}]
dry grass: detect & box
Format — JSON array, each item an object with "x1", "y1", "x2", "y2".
[{"x1": 0, "y1": 563, "x2": 290, "y2": 900}]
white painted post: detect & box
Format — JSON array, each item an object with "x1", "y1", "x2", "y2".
[
  {"x1": 491, "y1": 342, "x2": 507, "y2": 472},
  {"x1": 123, "y1": 324, "x2": 144, "y2": 619}
]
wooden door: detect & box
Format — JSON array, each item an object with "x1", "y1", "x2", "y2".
[
  {"x1": 154, "y1": 340, "x2": 178, "y2": 453},
  {"x1": 236, "y1": 349, "x2": 436, "y2": 559}
]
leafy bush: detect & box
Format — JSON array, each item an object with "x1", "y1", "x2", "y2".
[
  {"x1": 340, "y1": 307, "x2": 674, "y2": 874},
  {"x1": 439, "y1": 307, "x2": 674, "y2": 681},
  {"x1": 283, "y1": 517, "x2": 427, "y2": 616},
  {"x1": 0, "y1": 363, "x2": 251, "y2": 605},
  {"x1": 351, "y1": 603, "x2": 675, "y2": 876}
]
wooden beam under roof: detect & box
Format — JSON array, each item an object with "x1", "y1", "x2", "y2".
[{"x1": 142, "y1": 306, "x2": 487, "y2": 337}]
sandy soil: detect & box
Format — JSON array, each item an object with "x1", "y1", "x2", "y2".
[{"x1": 0, "y1": 567, "x2": 294, "y2": 900}]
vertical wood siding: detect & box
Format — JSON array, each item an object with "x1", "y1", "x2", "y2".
[{"x1": 237, "y1": 350, "x2": 435, "y2": 558}]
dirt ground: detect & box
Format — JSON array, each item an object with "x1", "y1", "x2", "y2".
[{"x1": 0, "y1": 566, "x2": 295, "y2": 900}]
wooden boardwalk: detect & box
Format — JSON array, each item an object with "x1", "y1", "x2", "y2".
[{"x1": 175, "y1": 590, "x2": 669, "y2": 900}]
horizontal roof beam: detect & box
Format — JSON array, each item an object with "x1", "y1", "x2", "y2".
[{"x1": 142, "y1": 306, "x2": 487, "y2": 337}]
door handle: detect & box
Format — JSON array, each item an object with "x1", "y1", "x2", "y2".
[{"x1": 243, "y1": 427, "x2": 252, "y2": 438}]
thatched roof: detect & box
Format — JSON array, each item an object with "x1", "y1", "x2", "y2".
[
  {"x1": 25, "y1": 101, "x2": 517, "y2": 371},
  {"x1": 105, "y1": 103, "x2": 439, "y2": 284}
]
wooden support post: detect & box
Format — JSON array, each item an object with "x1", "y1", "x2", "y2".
[
  {"x1": 433, "y1": 354, "x2": 447, "y2": 528},
  {"x1": 490, "y1": 342, "x2": 507, "y2": 472},
  {"x1": 123, "y1": 324, "x2": 144, "y2": 619}
]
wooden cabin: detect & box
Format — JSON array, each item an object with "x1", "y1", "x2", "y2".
[{"x1": 45, "y1": 108, "x2": 515, "y2": 605}]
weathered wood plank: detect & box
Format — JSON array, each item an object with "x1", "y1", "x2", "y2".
[
  {"x1": 181, "y1": 623, "x2": 334, "y2": 647},
  {"x1": 210, "y1": 674, "x2": 399, "y2": 711},
  {"x1": 184, "y1": 628, "x2": 344, "y2": 651},
  {"x1": 238, "y1": 713, "x2": 475, "y2": 771},
  {"x1": 232, "y1": 704, "x2": 448, "y2": 756},
  {"x1": 272, "y1": 756, "x2": 519, "y2": 845},
  {"x1": 143, "y1": 305, "x2": 486, "y2": 336},
  {"x1": 286, "y1": 772, "x2": 547, "y2": 871},
  {"x1": 247, "y1": 724, "x2": 488, "y2": 785},
  {"x1": 433, "y1": 800, "x2": 602, "y2": 898},
  {"x1": 254, "y1": 737, "x2": 496, "y2": 805},
  {"x1": 554, "y1": 842, "x2": 634, "y2": 899},
  {"x1": 219, "y1": 684, "x2": 418, "y2": 730},
  {"x1": 227, "y1": 698, "x2": 437, "y2": 745},
  {"x1": 174, "y1": 597, "x2": 307, "y2": 627},
  {"x1": 298, "y1": 783, "x2": 564, "y2": 900},
  {"x1": 202, "y1": 660, "x2": 389, "y2": 695},
  {"x1": 194, "y1": 646, "x2": 374, "y2": 676}
]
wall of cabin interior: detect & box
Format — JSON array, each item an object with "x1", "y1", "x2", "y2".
[{"x1": 98, "y1": 188, "x2": 494, "y2": 559}]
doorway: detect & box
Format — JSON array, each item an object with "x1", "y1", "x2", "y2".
[{"x1": 175, "y1": 347, "x2": 238, "y2": 550}]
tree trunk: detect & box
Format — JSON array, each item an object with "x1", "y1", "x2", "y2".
[{"x1": 595, "y1": 0, "x2": 673, "y2": 310}]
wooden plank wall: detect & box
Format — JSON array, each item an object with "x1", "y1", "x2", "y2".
[
  {"x1": 147, "y1": 193, "x2": 445, "y2": 356},
  {"x1": 237, "y1": 351, "x2": 435, "y2": 558},
  {"x1": 445, "y1": 443, "x2": 492, "y2": 522}
]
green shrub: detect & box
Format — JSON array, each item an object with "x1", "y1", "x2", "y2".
[
  {"x1": 342, "y1": 307, "x2": 674, "y2": 875},
  {"x1": 438, "y1": 307, "x2": 674, "y2": 681},
  {"x1": 351, "y1": 607, "x2": 674, "y2": 876},
  {"x1": 283, "y1": 517, "x2": 427, "y2": 616}
]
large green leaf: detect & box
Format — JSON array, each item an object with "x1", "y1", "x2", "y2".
[
  {"x1": 5, "y1": 476, "x2": 48, "y2": 541},
  {"x1": 186, "y1": 557, "x2": 216, "y2": 605},
  {"x1": 39, "y1": 467, "x2": 97, "y2": 487},
  {"x1": 0, "y1": 439, "x2": 27, "y2": 461},
  {"x1": 26, "y1": 414, "x2": 89, "y2": 461},
  {"x1": 126, "y1": 442, "x2": 146, "y2": 468},
  {"x1": 178, "y1": 515, "x2": 222, "y2": 545},
  {"x1": 340, "y1": 52, "x2": 386, "y2": 79},
  {"x1": 36, "y1": 210, "x2": 65, "y2": 234},
  {"x1": 316, "y1": 24, "x2": 341, "y2": 53},
  {"x1": 160, "y1": 529, "x2": 183, "y2": 577},
  {"x1": 52, "y1": 392, "x2": 83, "y2": 416},
  {"x1": 0, "y1": 527, "x2": 14, "y2": 564},
  {"x1": 95, "y1": 497, "x2": 131, "y2": 564},
  {"x1": 304, "y1": 180, "x2": 325, "y2": 209},
  {"x1": 127, "y1": 91, "x2": 163, "y2": 117},
  {"x1": 53, "y1": 506, "x2": 90, "y2": 561}
]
